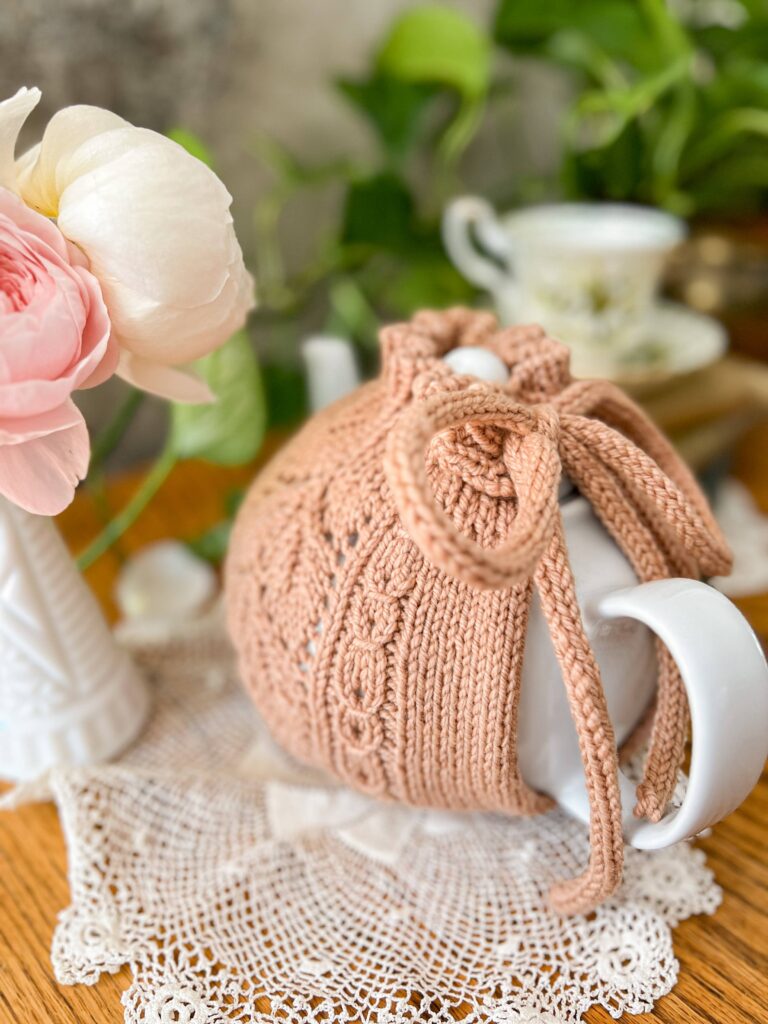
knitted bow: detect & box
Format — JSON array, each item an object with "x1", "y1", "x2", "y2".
[{"x1": 384, "y1": 351, "x2": 731, "y2": 915}]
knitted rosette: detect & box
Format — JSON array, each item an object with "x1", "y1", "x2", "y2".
[{"x1": 226, "y1": 308, "x2": 730, "y2": 914}]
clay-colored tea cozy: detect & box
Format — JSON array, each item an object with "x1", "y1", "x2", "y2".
[{"x1": 226, "y1": 308, "x2": 731, "y2": 914}]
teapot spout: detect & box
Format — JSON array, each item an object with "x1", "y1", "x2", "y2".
[{"x1": 302, "y1": 335, "x2": 361, "y2": 412}]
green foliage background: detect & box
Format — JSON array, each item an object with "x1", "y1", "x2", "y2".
[
  {"x1": 79, "y1": 1, "x2": 768, "y2": 566},
  {"x1": 248, "y1": 0, "x2": 768, "y2": 429}
]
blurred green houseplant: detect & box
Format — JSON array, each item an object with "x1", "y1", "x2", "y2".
[
  {"x1": 185, "y1": 4, "x2": 496, "y2": 563},
  {"x1": 494, "y1": 0, "x2": 768, "y2": 215},
  {"x1": 253, "y1": 5, "x2": 493, "y2": 400},
  {"x1": 78, "y1": 1, "x2": 768, "y2": 567},
  {"x1": 256, "y1": 0, "x2": 768, "y2": 426},
  {"x1": 75, "y1": 5, "x2": 493, "y2": 568}
]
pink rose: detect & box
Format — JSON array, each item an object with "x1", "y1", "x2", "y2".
[{"x1": 0, "y1": 187, "x2": 117, "y2": 514}]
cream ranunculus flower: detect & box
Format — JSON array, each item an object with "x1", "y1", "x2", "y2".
[{"x1": 1, "y1": 87, "x2": 255, "y2": 403}]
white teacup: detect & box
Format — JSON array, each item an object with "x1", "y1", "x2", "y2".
[{"x1": 443, "y1": 199, "x2": 686, "y2": 376}]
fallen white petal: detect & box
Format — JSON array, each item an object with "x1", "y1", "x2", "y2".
[{"x1": 115, "y1": 541, "x2": 217, "y2": 624}]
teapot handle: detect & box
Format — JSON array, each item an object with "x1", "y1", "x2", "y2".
[{"x1": 598, "y1": 578, "x2": 768, "y2": 849}]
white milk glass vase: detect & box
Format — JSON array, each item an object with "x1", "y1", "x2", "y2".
[{"x1": 0, "y1": 496, "x2": 150, "y2": 782}]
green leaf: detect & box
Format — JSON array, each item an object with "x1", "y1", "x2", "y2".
[
  {"x1": 562, "y1": 120, "x2": 647, "y2": 202},
  {"x1": 686, "y1": 153, "x2": 768, "y2": 209},
  {"x1": 251, "y1": 131, "x2": 303, "y2": 184},
  {"x1": 340, "y1": 172, "x2": 415, "y2": 251},
  {"x1": 494, "y1": 0, "x2": 596, "y2": 47},
  {"x1": 693, "y1": 17, "x2": 768, "y2": 64},
  {"x1": 327, "y1": 277, "x2": 380, "y2": 345},
  {"x1": 186, "y1": 484, "x2": 246, "y2": 563},
  {"x1": 683, "y1": 106, "x2": 768, "y2": 175},
  {"x1": 493, "y1": 0, "x2": 663, "y2": 72},
  {"x1": 706, "y1": 57, "x2": 768, "y2": 112},
  {"x1": 649, "y1": 81, "x2": 697, "y2": 201},
  {"x1": 186, "y1": 521, "x2": 232, "y2": 564},
  {"x1": 251, "y1": 132, "x2": 353, "y2": 188},
  {"x1": 378, "y1": 5, "x2": 491, "y2": 100},
  {"x1": 541, "y1": 29, "x2": 627, "y2": 87},
  {"x1": 261, "y1": 361, "x2": 308, "y2": 428},
  {"x1": 569, "y1": 55, "x2": 691, "y2": 150},
  {"x1": 167, "y1": 127, "x2": 214, "y2": 168},
  {"x1": 379, "y1": 255, "x2": 475, "y2": 315},
  {"x1": 170, "y1": 332, "x2": 266, "y2": 466},
  {"x1": 337, "y1": 72, "x2": 437, "y2": 157},
  {"x1": 225, "y1": 487, "x2": 246, "y2": 518}
]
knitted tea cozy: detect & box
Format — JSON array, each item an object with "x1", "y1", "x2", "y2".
[{"x1": 225, "y1": 308, "x2": 731, "y2": 915}]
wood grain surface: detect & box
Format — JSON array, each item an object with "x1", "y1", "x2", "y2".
[{"x1": 1, "y1": 428, "x2": 767, "y2": 1024}]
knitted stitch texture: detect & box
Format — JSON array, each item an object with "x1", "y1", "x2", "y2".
[{"x1": 225, "y1": 308, "x2": 731, "y2": 914}]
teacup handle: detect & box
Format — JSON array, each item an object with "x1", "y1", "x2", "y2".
[
  {"x1": 442, "y1": 196, "x2": 515, "y2": 294},
  {"x1": 595, "y1": 578, "x2": 768, "y2": 849}
]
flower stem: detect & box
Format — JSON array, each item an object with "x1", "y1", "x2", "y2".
[
  {"x1": 77, "y1": 444, "x2": 178, "y2": 571},
  {"x1": 90, "y1": 389, "x2": 145, "y2": 473},
  {"x1": 86, "y1": 469, "x2": 119, "y2": 529}
]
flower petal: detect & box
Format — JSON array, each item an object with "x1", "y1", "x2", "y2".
[
  {"x1": 52, "y1": 133, "x2": 254, "y2": 364},
  {"x1": 0, "y1": 400, "x2": 83, "y2": 443},
  {"x1": 16, "y1": 101, "x2": 255, "y2": 373},
  {"x1": 102, "y1": 259, "x2": 255, "y2": 364},
  {"x1": 56, "y1": 135, "x2": 235, "y2": 305},
  {"x1": 117, "y1": 351, "x2": 214, "y2": 404},
  {"x1": 0, "y1": 195, "x2": 115, "y2": 414},
  {"x1": 73, "y1": 265, "x2": 119, "y2": 389},
  {"x1": 16, "y1": 103, "x2": 128, "y2": 217},
  {"x1": 0, "y1": 400, "x2": 89, "y2": 514},
  {"x1": 0, "y1": 87, "x2": 40, "y2": 192},
  {"x1": 0, "y1": 184, "x2": 68, "y2": 258}
]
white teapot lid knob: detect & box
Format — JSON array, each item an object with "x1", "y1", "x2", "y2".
[{"x1": 443, "y1": 346, "x2": 509, "y2": 384}]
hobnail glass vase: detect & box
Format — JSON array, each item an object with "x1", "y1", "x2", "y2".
[{"x1": 0, "y1": 496, "x2": 150, "y2": 782}]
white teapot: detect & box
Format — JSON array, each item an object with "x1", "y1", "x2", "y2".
[
  {"x1": 227, "y1": 313, "x2": 768, "y2": 913},
  {"x1": 521, "y1": 485, "x2": 768, "y2": 850},
  {"x1": 301, "y1": 333, "x2": 768, "y2": 852}
]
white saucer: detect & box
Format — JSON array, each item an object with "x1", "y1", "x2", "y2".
[{"x1": 572, "y1": 302, "x2": 728, "y2": 390}]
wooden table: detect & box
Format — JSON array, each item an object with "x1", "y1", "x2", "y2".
[{"x1": 2, "y1": 430, "x2": 767, "y2": 1024}]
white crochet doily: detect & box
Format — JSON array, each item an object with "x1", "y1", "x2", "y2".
[{"x1": 36, "y1": 610, "x2": 720, "y2": 1024}]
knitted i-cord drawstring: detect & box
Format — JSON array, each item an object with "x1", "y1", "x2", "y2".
[{"x1": 383, "y1": 377, "x2": 731, "y2": 915}]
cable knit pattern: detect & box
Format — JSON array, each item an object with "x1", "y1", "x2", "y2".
[{"x1": 225, "y1": 308, "x2": 731, "y2": 914}]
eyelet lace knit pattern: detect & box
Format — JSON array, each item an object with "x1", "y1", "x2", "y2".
[{"x1": 226, "y1": 308, "x2": 731, "y2": 914}]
